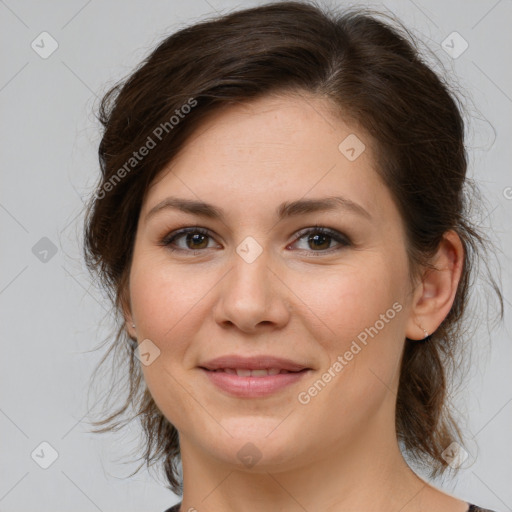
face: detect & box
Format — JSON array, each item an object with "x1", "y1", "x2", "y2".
[{"x1": 126, "y1": 93, "x2": 415, "y2": 472}]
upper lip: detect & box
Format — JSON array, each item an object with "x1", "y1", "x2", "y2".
[{"x1": 199, "y1": 355, "x2": 310, "y2": 372}]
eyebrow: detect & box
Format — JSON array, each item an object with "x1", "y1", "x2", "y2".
[{"x1": 145, "y1": 195, "x2": 372, "y2": 223}]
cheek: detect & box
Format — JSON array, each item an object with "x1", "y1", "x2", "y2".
[
  {"x1": 128, "y1": 253, "x2": 220, "y2": 350},
  {"x1": 294, "y1": 262, "x2": 403, "y2": 345},
  {"x1": 293, "y1": 264, "x2": 406, "y2": 424},
  {"x1": 128, "y1": 256, "x2": 213, "y2": 426},
  {"x1": 130, "y1": 248, "x2": 406, "y2": 355},
  {"x1": 295, "y1": 258, "x2": 407, "y2": 407}
]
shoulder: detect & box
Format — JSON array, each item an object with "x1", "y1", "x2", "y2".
[
  {"x1": 468, "y1": 504, "x2": 500, "y2": 512},
  {"x1": 162, "y1": 503, "x2": 181, "y2": 512},
  {"x1": 162, "y1": 501, "x2": 500, "y2": 512}
]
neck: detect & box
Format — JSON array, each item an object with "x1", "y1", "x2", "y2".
[{"x1": 177, "y1": 410, "x2": 430, "y2": 512}]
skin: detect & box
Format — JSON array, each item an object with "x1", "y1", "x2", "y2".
[{"x1": 124, "y1": 93, "x2": 466, "y2": 512}]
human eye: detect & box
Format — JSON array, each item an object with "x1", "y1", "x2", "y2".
[
  {"x1": 288, "y1": 224, "x2": 351, "y2": 254},
  {"x1": 160, "y1": 226, "x2": 220, "y2": 254},
  {"x1": 159, "y1": 224, "x2": 351, "y2": 256}
]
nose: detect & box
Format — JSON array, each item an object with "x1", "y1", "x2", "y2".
[{"x1": 213, "y1": 246, "x2": 291, "y2": 334}]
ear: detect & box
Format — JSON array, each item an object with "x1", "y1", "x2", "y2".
[
  {"x1": 119, "y1": 278, "x2": 137, "y2": 340},
  {"x1": 405, "y1": 230, "x2": 464, "y2": 340}
]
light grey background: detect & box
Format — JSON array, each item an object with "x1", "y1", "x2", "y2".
[{"x1": 1, "y1": 1, "x2": 511, "y2": 511}]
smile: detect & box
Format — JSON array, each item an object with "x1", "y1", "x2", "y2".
[
  {"x1": 200, "y1": 367, "x2": 310, "y2": 397},
  {"x1": 208, "y1": 368, "x2": 297, "y2": 376}
]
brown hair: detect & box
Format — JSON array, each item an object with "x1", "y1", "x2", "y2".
[{"x1": 83, "y1": 0, "x2": 503, "y2": 495}]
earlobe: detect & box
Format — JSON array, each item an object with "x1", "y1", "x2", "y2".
[
  {"x1": 124, "y1": 315, "x2": 137, "y2": 340},
  {"x1": 124, "y1": 317, "x2": 137, "y2": 340},
  {"x1": 405, "y1": 230, "x2": 464, "y2": 341},
  {"x1": 119, "y1": 283, "x2": 136, "y2": 339}
]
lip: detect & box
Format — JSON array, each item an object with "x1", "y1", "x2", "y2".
[
  {"x1": 198, "y1": 355, "x2": 312, "y2": 398},
  {"x1": 199, "y1": 354, "x2": 310, "y2": 372},
  {"x1": 200, "y1": 367, "x2": 311, "y2": 397}
]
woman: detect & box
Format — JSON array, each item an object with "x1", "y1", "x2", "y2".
[{"x1": 83, "y1": 2, "x2": 504, "y2": 511}]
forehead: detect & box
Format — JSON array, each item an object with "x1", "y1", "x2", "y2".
[{"x1": 142, "y1": 93, "x2": 389, "y2": 222}]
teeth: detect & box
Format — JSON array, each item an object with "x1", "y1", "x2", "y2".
[
  {"x1": 211, "y1": 368, "x2": 296, "y2": 376},
  {"x1": 250, "y1": 369, "x2": 273, "y2": 377}
]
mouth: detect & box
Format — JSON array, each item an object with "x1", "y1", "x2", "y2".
[
  {"x1": 199, "y1": 366, "x2": 311, "y2": 397},
  {"x1": 198, "y1": 354, "x2": 312, "y2": 397},
  {"x1": 199, "y1": 354, "x2": 311, "y2": 372},
  {"x1": 200, "y1": 367, "x2": 307, "y2": 376}
]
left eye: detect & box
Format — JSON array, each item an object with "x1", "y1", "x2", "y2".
[
  {"x1": 291, "y1": 226, "x2": 351, "y2": 252},
  {"x1": 161, "y1": 226, "x2": 351, "y2": 253}
]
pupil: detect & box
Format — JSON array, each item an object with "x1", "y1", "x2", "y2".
[
  {"x1": 309, "y1": 233, "x2": 330, "y2": 250},
  {"x1": 187, "y1": 233, "x2": 208, "y2": 249}
]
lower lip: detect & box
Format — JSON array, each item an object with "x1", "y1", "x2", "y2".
[{"x1": 200, "y1": 368, "x2": 310, "y2": 397}]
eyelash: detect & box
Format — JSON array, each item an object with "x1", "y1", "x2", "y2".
[{"x1": 160, "y1": 224, "x2": 352, "y2": 255}]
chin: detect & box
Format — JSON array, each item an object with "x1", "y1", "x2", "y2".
[{"x1": 199, "y1": 418, "x2": 303, "y2": 469}]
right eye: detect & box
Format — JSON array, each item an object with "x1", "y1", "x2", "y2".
[{"x1": 161, "y1": 227, "x2": 220, "y2": 253}]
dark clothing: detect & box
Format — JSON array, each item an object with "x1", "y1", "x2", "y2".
[{"x1": 163, "y1": 502, "x2": 498, "y2": 511}]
